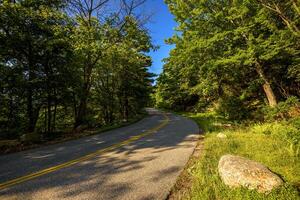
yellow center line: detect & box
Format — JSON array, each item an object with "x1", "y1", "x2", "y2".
[{"x1": 0, "y1": 113, "x2": 170, "y2": 191}]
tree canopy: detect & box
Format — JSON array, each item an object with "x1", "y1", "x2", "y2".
[
  {"x1": 156, "y1": 0, "x2": 300, "y2": 120},
  {"x1": 0, "y1": 0, "x2": 154, "y2": 139}
]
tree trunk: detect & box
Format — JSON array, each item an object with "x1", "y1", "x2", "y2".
[
  {"x1": 74, "y1": 60, "x2": 93, "y2": 129},
  {"x1": 52, "y1": 98, "x2": 57, "y2": 132},
  {"x1": 72, "y1": 91, "x2": 77, "y2": 121},
  {"x1": 47, "y1": 93, "x2": 51, "y2": 133},
  {"x1": 74, "y1": 96, "x2": 87, "y2": 128},
  {"x1": 262, "y1": 83, "x2": 277, "y2": 107},
  {"x1": 44, "y1": 107, "x2": 47, "y2": 133},
  {"x1": 124, "y1": 94, "x2": 129, "y2": 121},
  {"x1": 255, "y1": 61, "x2": 277, "y2": 107},
  {"x1": 27, "y1": 63, "x2": 35, "y2": 132},
  {"x1": 8, "y1": 95, "x2": 13, "y2": 126},
  {"x1": 74, "y1": 82, "x2": 89, "y2": 128}
]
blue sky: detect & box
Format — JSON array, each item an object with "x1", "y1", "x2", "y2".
[{"x1": 143, "y1": 0, "x2": 177, "y2": 77}]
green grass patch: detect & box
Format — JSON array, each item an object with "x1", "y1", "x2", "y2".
[{"x1": 178, "y1": 112, "x2": 300, "y2": 200}]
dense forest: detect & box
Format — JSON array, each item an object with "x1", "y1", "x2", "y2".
[
  {"x1": 0, "y1": 0, "x2": 154, "y2": 141},
  {"x1": 156, "y1": 0, "x2": 300, "y2": 120}
]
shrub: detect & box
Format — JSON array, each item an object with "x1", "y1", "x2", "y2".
[
  {"x1": 20, "y1": 132, "x2": 41, "y2": 144},
  {"x1": 250, "y1": 121, "x2": 300, "y2": 157},
  {"x1": 216, "y1": 96, "x2": 249, "y2": 121},
  {"x1": 0, "y1": 140, "x2": 21, "y2": 152},
  {"x1": 263, "y1": 96, "x2": 300, "y2": 121}
]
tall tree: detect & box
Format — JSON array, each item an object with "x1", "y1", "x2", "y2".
[
  {"x1": 157, "y1": 0, "x2": 300, "y2": 115},
  {"x1": 0, "y1": 0, "x2": 74, "y2": 133},
  {"x1": 0, "y1": 0, "x2": 154, "y2": 139},
  {"x1": 69, "y1": 0, "x2": 150, "y2": 128}
]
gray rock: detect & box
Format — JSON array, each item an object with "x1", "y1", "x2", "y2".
[{"x1": 218, "y1": 154, "x2": 283, "y2": 193}]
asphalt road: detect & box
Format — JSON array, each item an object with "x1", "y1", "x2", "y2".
[{"x1": 0, "y1": 108, "x2": 199, "y2": 200}]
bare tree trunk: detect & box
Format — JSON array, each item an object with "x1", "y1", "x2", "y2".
[
  {"x1": 262, "y1": 83, "x2": 277, "y2": 107},
  {"x1": 255, "y1": 61, "x2": 277, "y2": 107}
]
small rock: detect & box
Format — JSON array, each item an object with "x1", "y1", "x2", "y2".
[
  {"x1": 217, "y1": 133, "x2": 227, "y2": 139},
  {"x1": 218, "y1": 154, "x2": 283, "y2": 193},
  {"x1": 223, "y1": 123, "x2": 232, "y2": 127}
]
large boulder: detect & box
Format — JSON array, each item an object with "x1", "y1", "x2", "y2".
[{"x1": 218, "y1": 154, "x2": 283, "y2": 193}]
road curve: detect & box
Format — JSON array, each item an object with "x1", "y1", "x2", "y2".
[{"x1": 0, "y1": 108, "x2": 199, "y2": 200}]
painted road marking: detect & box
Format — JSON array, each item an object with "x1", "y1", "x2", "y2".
[{"x1": 0, "y1": 113, "x2": 170, "y2": 191}]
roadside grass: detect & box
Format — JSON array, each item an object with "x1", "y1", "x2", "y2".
[{"x1": 175, "y1": 112, "x2": 300, "y2": 200}]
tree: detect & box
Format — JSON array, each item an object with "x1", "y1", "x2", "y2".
[
  {"x1": 92, "y1": 16, "x2": 154, "y2": 123},
  {"x1": 0, "y1": 0, "x2": 154, "y2": 140},
  {"x1": 157, "y1": 0, "x2": 300, "y2": 116},
  {"x1": 0, "y1": 0, "x2": 74, "y2": 133},
  {"x1": 258, "y1": 0, "x2": 300, "y2": 37},
  {"x1": 69, "y1": 0, "x2": 151, "y2": 128}
]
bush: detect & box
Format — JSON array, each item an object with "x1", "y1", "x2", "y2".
[
  {"x1": 20, "y1": 132, "x2": 41, "y2": 144},
  {"x1": 263, "y1": 96, "x2": 300, "y2": 121},
  {"x1": 0, "y1": 140, "x2": 21, "y2": 152},
  {"x1": 216, "y1": 96, "x2": 250, "y2": 121},
  {"x1": 250, "y1": 121, "x2": 300, "y2": 157}
]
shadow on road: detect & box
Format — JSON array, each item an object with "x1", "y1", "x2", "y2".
[{"x1": 0, "y1": 112, "x2": 199, "y2": 200}]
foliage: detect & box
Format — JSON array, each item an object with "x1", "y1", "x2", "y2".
[
  {"x1": 262, "y1": 96, "x2": 300, "y2": 121},
  {"x1": 156, "y1": 0, "x2": 300, "y2": 118},
  {"x1": 0, "y1": 0, "x2": 75, "y2": 135},
  {"x1": 216, "y1": 96, "x2": 250, "y2": 121},
  {"x1": 0, "y1": 0, "x2": 154, "y2": 140},
  {"x1": 250, "y1": 120, "x2": 300, "y2": 157},
  {"x1": 180, "y1": 112, "x2": 228, "y2": 133},
  {"x1": 20, "y1": 132, "x2": 42, "y2": 144},
  {"x1": 157, "y1": 1, "x2": 300, "y2": 198}
]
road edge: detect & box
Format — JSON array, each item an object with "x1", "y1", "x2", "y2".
[
  {"x1": 163, "y1": 111, "x2": 204, "y2": 200},
  {"x1": 0, "y1": 113, "x2": 148, "y2": 155}
]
